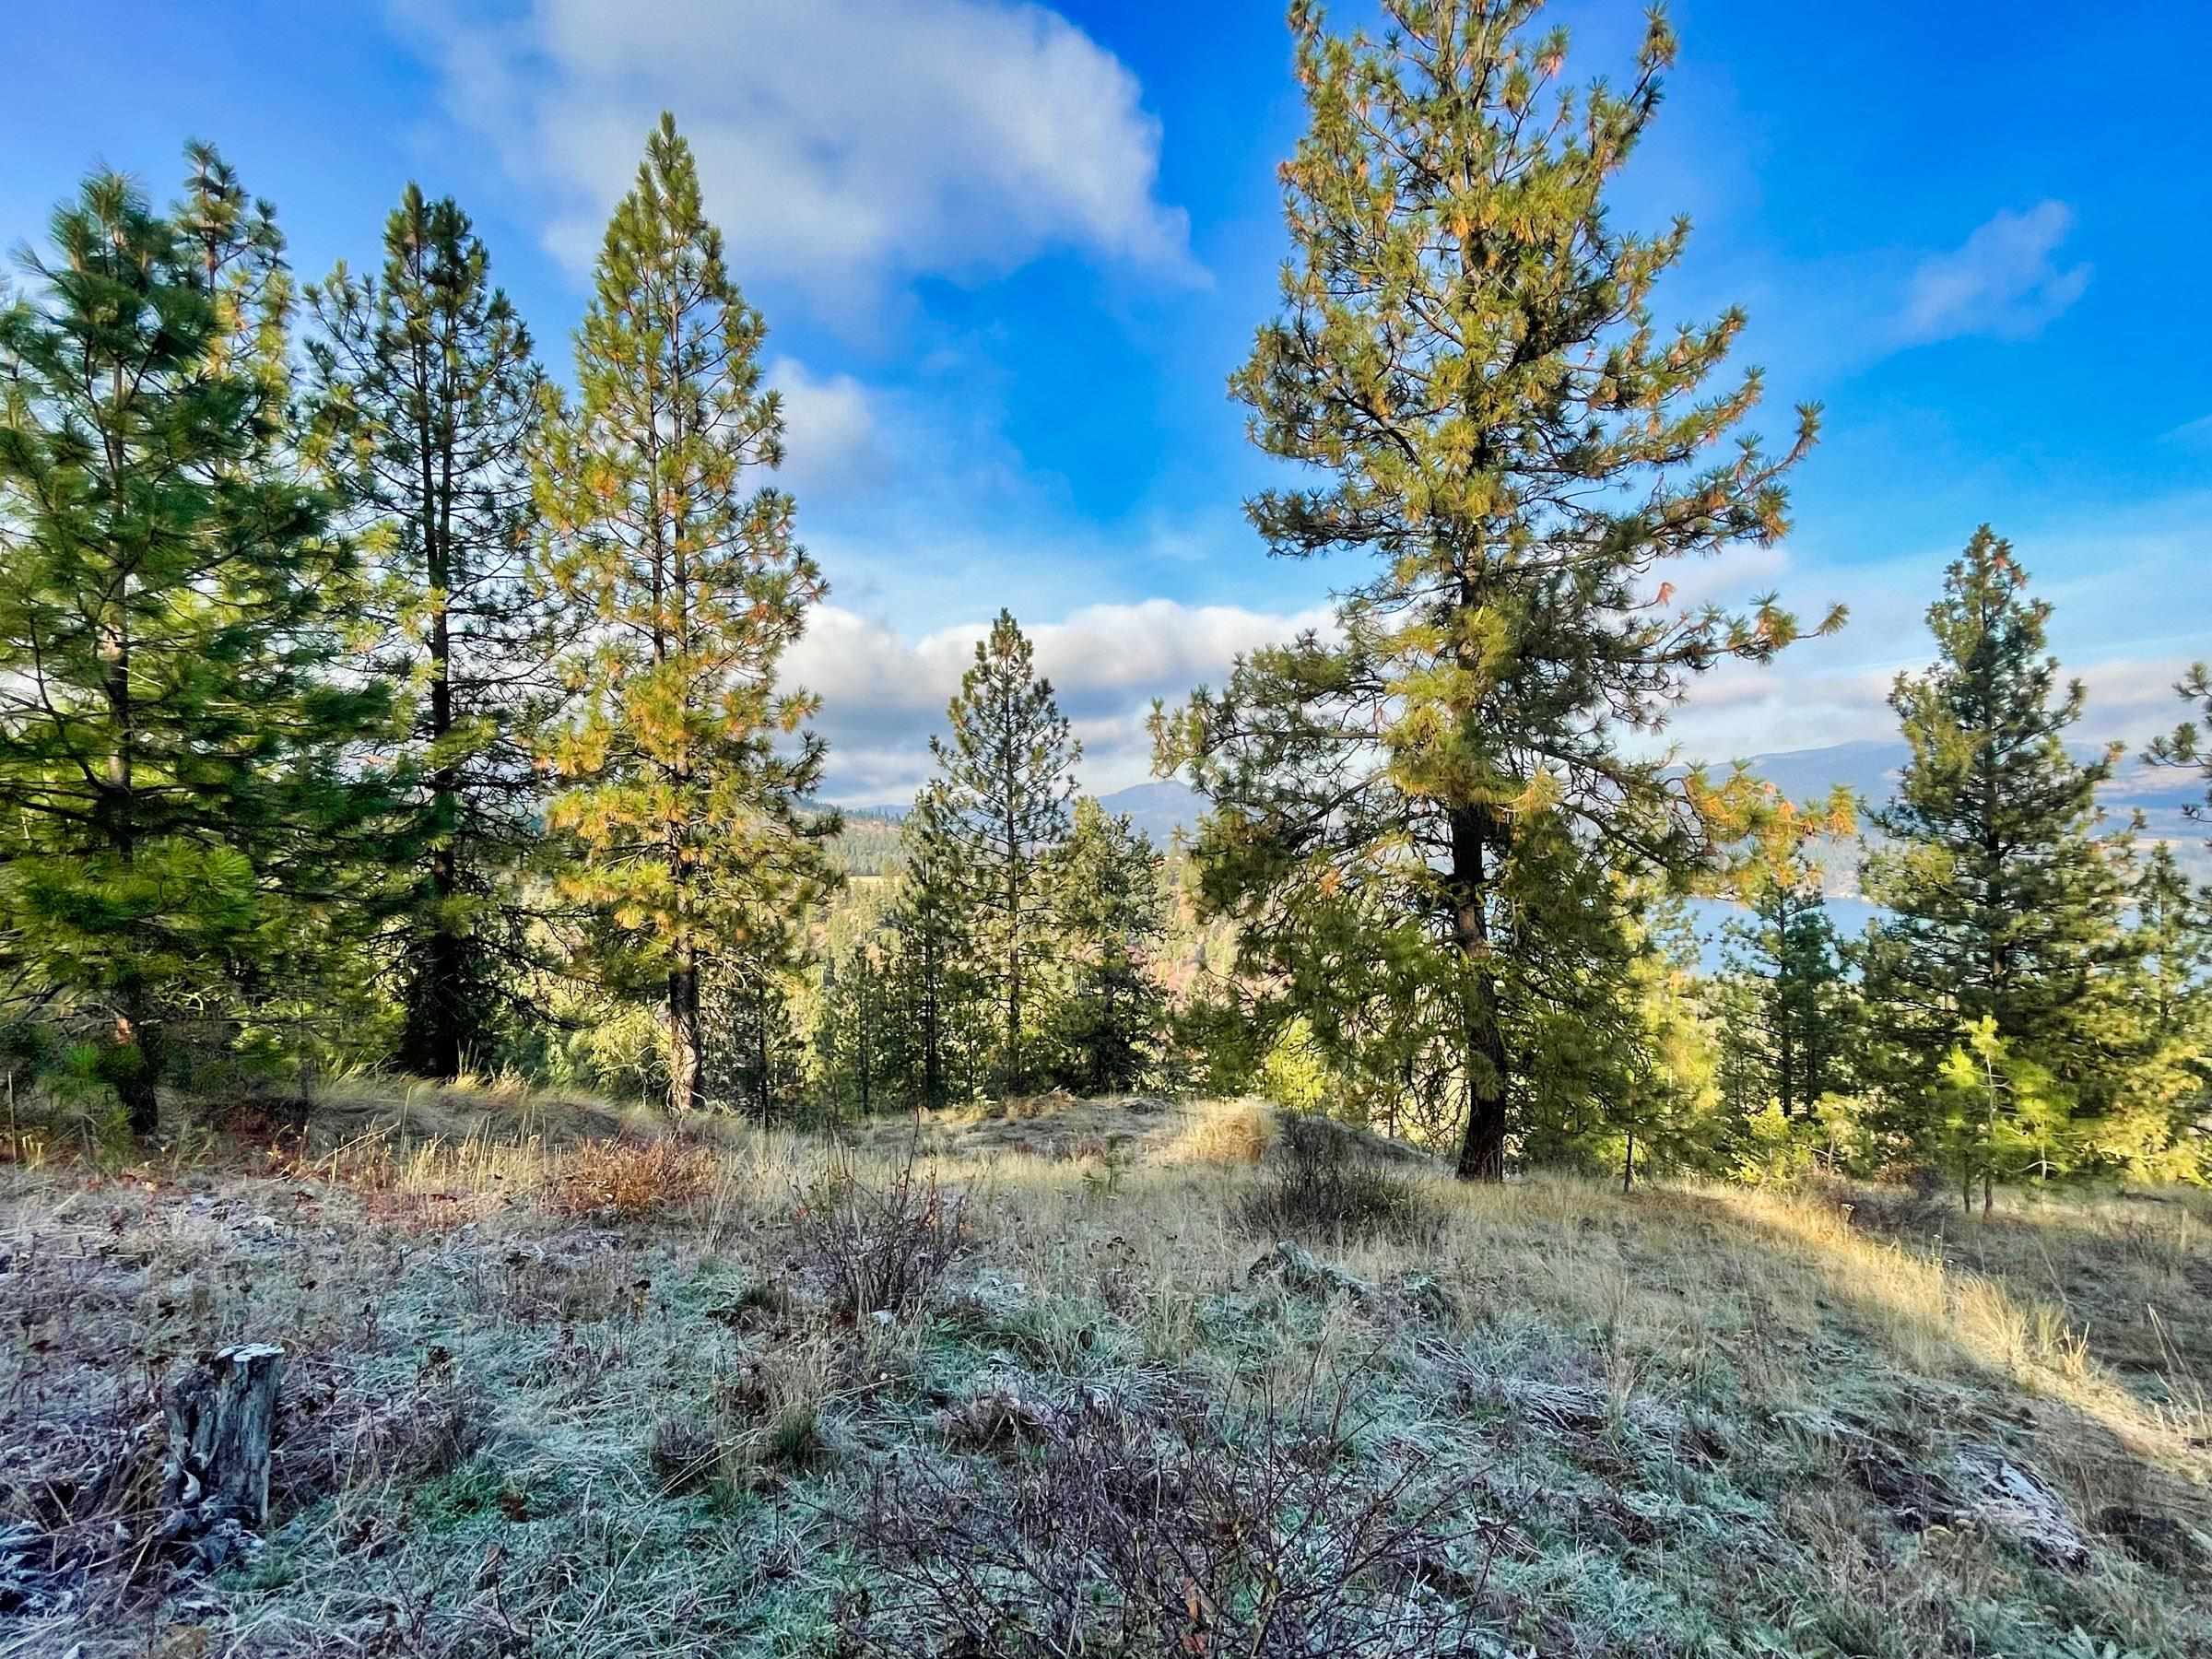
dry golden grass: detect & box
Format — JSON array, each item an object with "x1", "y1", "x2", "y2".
[
  {"x1": 547, "y1": 1136, "x2": 719, "y2": 1221},
  {"x1": 1159, "y1": 1096, "x2": 1277, "y2": 1164}
]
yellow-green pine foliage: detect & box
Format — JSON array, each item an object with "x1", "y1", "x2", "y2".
[
  {"x1": 1936, "y1": 1018, "x2": 2076, "y2": 1215},
  {"x1": 533, "y1": 113, "x2": 835, "y2": 1113},
  {"x1": 1154, "y1": 0, "x2": 1839, "y2": 1180},
  {"x1": 2108, "y1": 841, "x2": 2211, "y2": 1179}
]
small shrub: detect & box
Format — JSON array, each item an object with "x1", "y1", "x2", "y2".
[
  {"x1": 849, "y1": 1384, "x2": 1507, "y2": 1656},
  {"x1": 1841, "y1": 1167, "x2": 1956, "y2": 1237},
  {"x1": 693, "y1": 1342, "x2": 837, "y2": 1492},
  {"x1": 1237, "y1": 1113, "x2": 1437, "y2": 1245},
  {"x1": 794, "y1": 1150, "x2": 967, "y2": 1319},
  {"x1": 648, "y1": 1413, "x2": 721, "y2": 1495},
  {"x1": 1079, "y1": 1139, "x2": 1133, "y2": 1198},
  {"x1": 547, "y1": 1136, "x2": 716, "y2": 1221}
]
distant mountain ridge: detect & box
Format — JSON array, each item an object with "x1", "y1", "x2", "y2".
[
  {"x1": 837, "y1": 740, "x2": 2200, "y2": 880},
  {"x1": 1722, "y1": 736, "x2": 2205, "y2": 888}
]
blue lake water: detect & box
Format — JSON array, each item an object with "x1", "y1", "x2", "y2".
[{"x1": 1681, "y1": 896, "x2": 1888, "y2": 973}]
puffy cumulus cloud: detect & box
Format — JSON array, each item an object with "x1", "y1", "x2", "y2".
[
  {"x1": 1900, "y1": 201, "x2": 2090, "y2": 345},
  {"x1": 396, "y1": 0, "x2": 1198, "y2": 306},
  {"x1": 766, "y1": 358, "x2": 884, "y2": 498},
  {"x1": 785, "y1": 494, "x2": 2206, "y2": 802},
  {"x1": 784, "y1": 598, "x2": 1335, "y2": 803}
]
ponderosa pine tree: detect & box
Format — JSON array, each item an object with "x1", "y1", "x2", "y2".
[
  {"x1": 818, "y1": 897, "x2": 896, "y2": 1124},
  {"x1": 1720, "y1": 864, "x2": 1850, "y2": 1119},
  {"x1": 1606, "y1": 894, "x2": 1722, "y2": 1193},
  {"x1": 0, "y1": 152, "x2": 381, "y2": 1133},
  {"x1": 1051, "y1": 798, "x2": 1168, "y2": 1094},
  {"x1": 930, "y1": 611, "x2": 1078, "y2": 1091},
  {"x1": 1152, "y1": 1, "x2": 1836, "y2": 1179},
  {"x1": 534, "y1": 114, "x2": 836, "y2": 1114},
  {"x1": 306, "y1": 185, "x2": 554, "y2": 1079},
  {"x1": 1859, "y1": 528, "x2": 2134, "y2": 1136},
  {"x1": 888, "y1": 787, "x2": 977, "y2": 1110},
  {"x1": 704, "y1": 959, "x2": 806, "y2": 1126}
]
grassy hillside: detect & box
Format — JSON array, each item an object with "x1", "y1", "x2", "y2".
[{"x1": 4, "y1": 1091, "x2": 2208, "y2": 1657}]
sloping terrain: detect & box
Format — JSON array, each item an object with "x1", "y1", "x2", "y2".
[{"x1": 2, "y1": 1092, "x2": 2207, "y2": 1658}]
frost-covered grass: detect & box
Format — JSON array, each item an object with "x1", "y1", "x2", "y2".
[{"x1": 2, "y1": 1092, "x2": 2207, "y2": 1657}]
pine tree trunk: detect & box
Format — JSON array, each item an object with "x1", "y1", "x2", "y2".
[
  {"x1": 1450, "y1": 806, "x2": 1509, "y2": 1182},
  {"x1": 858, "y1": 959, "x2": 872, "y2": 1116},
  {"x1": 921, "y1": 938, "x2": 943, "y2": 1110},
  {"x1": 1004, "y1": 765, "x2": 1023, "y2": 1094},
  {"x1": 423, "y1": 464, "x2": 464, "y2": 1080},
  {"x1": 755, "y1": 982, "x2": 772, "y2": 1128},
  {"x1": 388, "y1": 300, "x2": 468, "y2": 1083},
  {"x1": 669, "y1": 953, "x2": 703, "y2": 1113},
  {"x1": 115, "y1": 982, "x2": 160, "y2": 1137},
  {"x1": 102, "y1": 575, "x2": 159, "y2": 1135}
]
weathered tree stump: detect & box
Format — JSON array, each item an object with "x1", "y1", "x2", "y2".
[{"x1": 160, "y1": 1343, "x2": 284, "y2": 1538}]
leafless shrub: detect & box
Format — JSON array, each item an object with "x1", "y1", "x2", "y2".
[
  {"x1": 0, "y1": 1393, "x2": 166, "y2": 1616},
  {"x1": 1841, "y1": 1166, "x2": 1956, "y2": 1236},
  {"x1": 793, "y1": 1149, "x2": 967, "y2": 1319},
  {"x1": 1238, "y1": 1114, "x2": 1438, "y2": 1246},
  {"x1": 846, "y1": 1379, "x2": 1507, "y2": 1657}
]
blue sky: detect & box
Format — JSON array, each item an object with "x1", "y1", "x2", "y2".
[{"x1": 7, "y1": 0, "x2": 2207, "y2": 800}]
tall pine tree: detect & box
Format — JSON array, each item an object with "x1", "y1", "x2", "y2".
[
  {"x1": 1719, "y1": 863, "x2": 1851, "y2": 1119},
  {"x1": 1051, "y1": 798, "x2": 1169, "y2": 1094},
  {"x1": 929, "y1": 610, "x2": 1077, "y2": 1092},
  {"x1": 1859, "y1": 528, "x2": 2133, "y2": 1138},
  {"x1": 534, "y1": 114, "x2": 836, "y2": 1113},
  {"x1": 1153, "y1": 1, "x2": 1834, "y2": 1178},
  {"x1": 306, "y1": 185, "x2": 554, "y2": 1078},
  {"x1": 887, "y1": 787, "x2": 978, "y2": 1110},
  {"x1": 0, "y1": 151, "x2": 380, "y2": 1132}
]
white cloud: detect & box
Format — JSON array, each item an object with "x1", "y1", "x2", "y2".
[
  {"x1": 1666, "y1": 500, "x2": 2210, "y2": 762},
  {"x1": 776, "y1": 493, "x2": 2205, "y2": 804},
  {"x1": 395, "y1": 0, "x2": 1199, "y2": 307},
  {"x1": 786, "y1": 597, "x2": 1333, "y2": 802},
  {"x1": 1899, "y1": 201, "x2": 2090, "y2": 344},
  {"x1": 768, "y1": 358, "x2": 884, "y2": 497}
]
